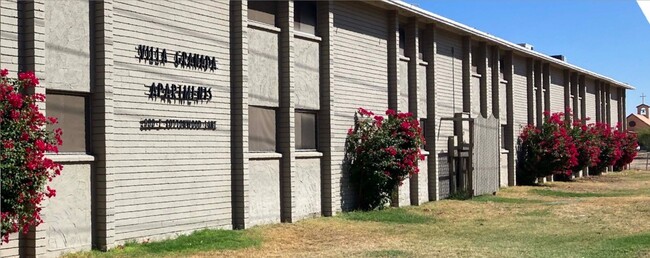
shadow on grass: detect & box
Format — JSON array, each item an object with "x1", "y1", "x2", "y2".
[
  {"x1": 341, "y1": 208, "x2": 433, "y2": 224},
  {"x1": 471, "y1": 195, "x2": 545, "y2": 204},
  {"x1": 67, "y1": 229, "x2": 260, "y2": 257},
  {"x1": 530, "y1": 189, "x2": 634, "y2": 198}
]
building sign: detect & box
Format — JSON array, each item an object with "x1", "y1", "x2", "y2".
[
  {"x1": 147, "y1": 83, "x2": 212, "y2": 103},
  {"x1": 138, "y1": 44, "x2": 218, "y2": 130},
  {"x1": 140, "y1": 119, "x2": 217, "y2": 131},
  {"x1": 137, "y1": 44, "x2": 218, "y2": 71}
]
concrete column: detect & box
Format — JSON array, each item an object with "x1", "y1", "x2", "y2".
[
  {"x1": 230, "y1": 0, "x2": 250, "y2": 229},
  {"x1": 277, "y1": 0, "x2": 297, "y2": 223},
  {"x1": 0, "y1": 0, "x2": 22, "y2": 256},
  {"x1": 604, "y1": 84, "x2": 612, "y2": 125},
  {"x1": 387, "y1": 11, "x2": 399, "y2": 111},
  {"x1": 423, "y1": 24, "x2": 439, "y2": 200},
  {"x1": 542, "y1": 63, "x2": 550, "y2": 115},
  {"x1": 317, "y1": 0, "x2": 336, "y2": 216},
  {"x1": 491, "y1": 46, "x2": 500, "y2": 118},
  {"x1": 504, "y1": 50, "x2": 515, "y2": 186},
  {"x1": 91, "y1": 0, "x2": 117, "y2": 250},
  {"x1": 563, "y1": 69, "x2": 571, "y2": 121},
  {"x1": 595, "y1": 79, "x2": 601, "y2": 122},
  {"x1": 17, "y1": 0, "x2": 47, "y2": 256},
  {"x1": 406, "y1": 18, "x2": 421, "y2": 206},
  {"x1": 526, "y1": 58, "x2": 534, "y2": 124},
  {"x1": 579, "y1": 75, "x2": 587, "y2": 123},
  {"x1": 534, "y1": 60, "x2": 542, "y2": 126},
  {"x1": 478, "y1": 42, "x2": 488, "y2": 118},
  {"x1": 571, "y1": 72, "x2": 579, "y2": 122},
  {"x1": 620, "y1": 88, "x2": 626, "y2": 130},
  {"x1": 462, "y1": 36, "x2": 471, "y2": 113}
]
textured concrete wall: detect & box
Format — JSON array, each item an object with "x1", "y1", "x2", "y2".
[
  {"x1": 500, "y1": 152, "x2": 508, "y2": 187},
  {"x1": 249, "y1": 27, "x2": 280, "y2": 107},
  {"x1": 417, "y1": 155, "x2": 429, "y2": 204},
  {"x1": 111, "y1": 0, "x2": 231, "y2": 243},
  {"x1": 611, "y1": 88, "x2": 619, "y2": 126},
  {"x1": 399, "y1": 59, "x2": 409, "y2": 112},
  {"x1": 331, "y1": 1, "x2": 388, "y2": 211},
  {"x1": 295, "y1": 37, "x2": 320, "y2": 110},
  {"x1": 418, "y1": 64, "x2": 427, "y2": 118},
  {"x1": 549, "y1": 67, "x2": 565, "y2": 113},
  {"x1": 295, "y1": 157, "x2": 321, "y2": 219},
  {"x1": 45, "y1": 163, "x2": 92, "y2": 257},
  {"x1": 249, "y1": 158, "x2": 282, "y2": 225},
  {"x1": 45, "y1": 0, "x2": 90, "y2": 92}
]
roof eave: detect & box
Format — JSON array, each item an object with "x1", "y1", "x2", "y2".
[{"x1": 381, "y1": 0, "x2": 635, "y2": 90}]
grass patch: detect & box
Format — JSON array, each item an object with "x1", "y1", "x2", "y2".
[
  {"x1": 520, "y1": 209, "x2": 551, "y2": 217},
  {"x1": 583, "y1": 233, "x2": 650, "y2": 258},
  {"x1": 530, "y1": 188, "x2": 632, "y2": 198},
  {"x1": 66, "y1": 229, "x2": 260, "y2": 257},
  {"x1": 365, "y1": 249, "x2": 411, "y2": 257},
  {"x1": 471, "y1": 195, "x2": 545, "y2": 204},
  {"x1": 341, "y1": 208, "x2": 432, "y2": 224}
]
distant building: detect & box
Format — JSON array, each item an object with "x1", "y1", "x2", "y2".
[{"x1": 627, "y1": 101, "x2": 650, "y2": 132}]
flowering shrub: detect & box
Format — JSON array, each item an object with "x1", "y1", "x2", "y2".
[
  {"x1": 614, "y1": 130, "x2": 638, "y2": 171},
  {"x1": 517, "y1": 111, "x2": 578, "y2": 184},
  {"x1": 1, "y1": 69, "x2": 62, "y2": 243},
  {"x1": 345, "y1": 108, "x2": 424, "y2": 210},
  {"x1": 568, "y1": 119, "x2": 601, "y2": 176},
  {"x1": 589, "y1": 123, "x2": 622, "y2": 175}
]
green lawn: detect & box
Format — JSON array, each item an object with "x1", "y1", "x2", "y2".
[{"x1": 66, "y1": 170, "x2": 650, "y2": 257}]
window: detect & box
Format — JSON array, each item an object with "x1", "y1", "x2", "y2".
[
  {"x1": 249, "y1": 106, "x2": 277, "y2": 152},
  {"x1": 294, "y1": 1, "x2": 317, "y2": 34},
  {"x1": 501, "y1": 124, "x2": 509, "y2": 150},
  {"x1": 46, "y1": 93, "x2": 87, "y2": 153},
  {"x1": 249, "y1": 1, "x2": 277, "y2": 26},
  {"x1": 398, "y1": 26, "x2": 406, "y2": 56},
  {"x1": 420, "y1": 118, "x2": 429, "y2": 151},
  {"x1": 296, "y1": 111, "x2": 317, "y2": 150},
  {"x1": 471, "y1": 45, "x2": 479, "y2": 73},
  {"x1": 417, "y1": 29, "x2": 425, "y2": 60},
  {"x1": 629, "y1": 121, "x2": 636, "y2": 128}
]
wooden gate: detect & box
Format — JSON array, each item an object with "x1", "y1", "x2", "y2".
[{"x1": 471, "y1": 115, "x2": 500, "y2": 196}]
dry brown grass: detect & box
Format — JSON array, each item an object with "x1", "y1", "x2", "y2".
[{"x1": 69, "y1": 170, "x2": 650, "y2": 258}]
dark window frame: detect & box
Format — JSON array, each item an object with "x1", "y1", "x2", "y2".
[
  {"x1": 46, "y1": 90, "x2": 91, "y2": 154},
  {"x1": 295, "y1": 109, "x2": 318, "y2": 151},
  {"x1": 248, "y1": 1, "x2": 278, "y2": 27},
  {"x1": 249, "y1": 105, "x2": 278, "y2": 153},
  {"x1": 294, "y1": 0, "x2": 318, "y2": 35}
]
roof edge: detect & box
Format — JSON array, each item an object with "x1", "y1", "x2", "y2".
[{"x1": 381, "y1": 0, "x2": 635, "y2": 90}]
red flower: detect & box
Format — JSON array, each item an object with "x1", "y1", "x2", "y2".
[
  {"x1": 46, "y1": 186, "x2": 56, "y2": 198},
  {"x1": 400, "y1": 121, "x2": 410, "y2": 130},
  {"x1": 385, "y1": 146, "x2": 397, "y2": 156},
  {"x1": 0, "y1": 69, "x2": 8, "y2": 77},
  {"x1": 386, "y1": 109, "x2": 397, "y2": 116},
  {"x1": 3, "y1": 140, "x2": 14, "y2": 150},
  {"x1": 7, "y1": 92, "x2": 23, "y2": 108}
]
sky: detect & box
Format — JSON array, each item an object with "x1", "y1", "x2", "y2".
[{"x1": 409, "y1": 0, "x2": 650, "y2": 115}]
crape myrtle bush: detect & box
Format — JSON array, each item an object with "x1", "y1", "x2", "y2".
[
  {"x1": 518, "y1": 111, "x2": 578, "y2": 184},
  {"x1": 345, "y1": 108, "x2": 424, "y2": 210},
  {"x1": 0, "y1": 69, "x2": 62, "y2": 243},
  {"x1": 518, "y1": 109, "x2": 637, "y2": 184},
  {"x1": 614, "y1": 128, "x2": 638, "y2": 171}
]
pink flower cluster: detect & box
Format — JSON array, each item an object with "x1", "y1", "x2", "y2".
[
  {"x1": 519, "y1": 109, "x2": 638, "y2": 183},
  {"x1": 1, "y1": 69, "x2": 62, "y2": 243},
  {"x1": 346, "y1": 108, "x2": 425, "y2": 210}
]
